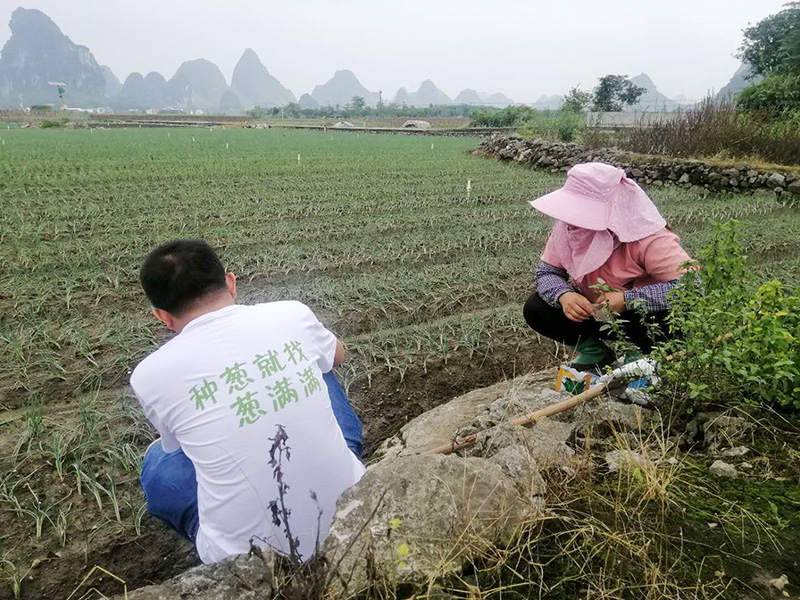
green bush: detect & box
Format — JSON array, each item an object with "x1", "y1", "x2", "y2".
[
  {"x1": 662, "y1": 221, "x2": 800, "y2": 411},
  {"x1": 737, "y1": 74, "x2": 800, "y2": 119},
  {"x1": 470, "y1": 106, "x2": 537, "y2": 128},
  {"x1": 39, "y1": 120, "x2": 62, "y2": 129}
]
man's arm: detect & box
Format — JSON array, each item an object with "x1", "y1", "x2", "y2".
[{"x1": 333, "y1": 338, "x2": 346, "y2": 367}]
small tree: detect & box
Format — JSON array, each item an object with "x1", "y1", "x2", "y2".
[
  {"x1": 561, "y1": 86, "x2": 593, "y2": 114},
  {"x1": 736, "y1": 3, "x2": 800, "y2": 118},
  {"x1": 349, "y1": 96, "x2": 366, "y2": 111},
  {"x1": 592, "y1": 75, "x2": 645, "y2": 112},
  {"x1": 738, "y1": 2, "x2": 800, "y2": 77}
]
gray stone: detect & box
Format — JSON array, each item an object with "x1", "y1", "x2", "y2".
[
  {"x1": 324, "y1": 453, "x2": 542, "y2": 594},
  {"x1": 720, "y1": 446, "x2": 750, "y2": 458},
  {"x1": 787, "y1": 180, "x2": 800, "y2": 195},
  {"x1": 678, "y1": 173, "x2": 690, "y2": 184},
  {"x1": 125, "y1": 553, "x2": 274, "y2": 600},
  {"x1": 709, "y1": 460, "x2": 739, "y2": 478},
  {"x1": 374, "y1": 369, "x2": 563, "y2": 460},
  {"x1": 767, "y1": 172, "x2": 786, "y2": 187},
  {"x1": 571, "y1": 398, "x2": 651, "y2": 441}
]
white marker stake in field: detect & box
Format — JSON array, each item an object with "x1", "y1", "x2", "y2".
[
  {"x1": 467, "y1": 179, "x2": 471, "y2": 199},
  {"x1": 297, "y1": 154, "x2": 301, "y2": 162},
  {"x1": 168, "y1": 132, "x2": 171, "y2": 139},
  {"x1": 431, "y1": 143, "x2": 434, "y2": 150},
  {"x1": 226, "y1": 143, "x2": 229, "y2": 150},
  {"x1": 192, "y1": 136, "x2": 196, "y2": 143}
]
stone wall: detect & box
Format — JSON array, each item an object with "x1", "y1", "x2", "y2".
[{"x1": 475, "y1": 133, "x2": 800, "y2": 198}]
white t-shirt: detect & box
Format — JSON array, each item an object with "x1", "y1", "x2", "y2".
[{"x1": 131, "y1": 301, "x2": 365, "y2": 564}]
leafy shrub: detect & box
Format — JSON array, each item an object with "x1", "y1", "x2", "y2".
[
  {"x1": 661, "y1": 221, "x2": 800, "y2": 411},
  {"x1": 39, "y1": 119, "x2": 68, "y2": 129},
  {"x1": 470, "y1": 106, "x2": 537, "y2": 128},
  {"x1": 737, "y1": 74, "x2": 800, "y2": 119}
]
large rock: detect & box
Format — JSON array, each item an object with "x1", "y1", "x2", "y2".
[
  {"x1": 324, "y1": 453, "x2": 543, "y2": 595},
  {"x1": 124, "y1": 553, "x2": 274, "y2": 600},
  {"x1": 374, "y1": 368, "x2": 645, "y2": 470}
]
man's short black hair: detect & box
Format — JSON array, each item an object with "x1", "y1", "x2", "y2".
[{"x1": 140, "y1": 239, "x2": 227, "y2": 315}]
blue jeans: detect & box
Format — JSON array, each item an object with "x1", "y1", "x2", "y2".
[{"x1": 140, "y1": 371, "x2": 362, "y2": 542}]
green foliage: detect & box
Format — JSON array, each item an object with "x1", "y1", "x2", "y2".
[
  {"x1": 738, "y1": 2, "x2": 800, "y2": 76},
  {"x1": 592, "y1": 74, "x2": 645, "y2": 112},
  {"x1": 737, "y1": 73, "x2": 800, "y2": 119},
  {"x1": 349, "y1": 95, "x2": 366, "y2": 111},
  {"x1": 662, "y1": 221, "x2": 800, "y2": 411},
  {"x1": 472, "y1": 106, "x2": 585, "y2": 142},
  {"x1": 30, "y1": 104, "x2": 53, "y2": 111},
  {"x1": 560, "y1": 86, "x2": 592, "y2": 115},
  {"x1": 39, "y1": 119, "x2": 65, "y2": 129},
  {"x1": 470, "y1": 105, "x2": 537, "y2": 127}
]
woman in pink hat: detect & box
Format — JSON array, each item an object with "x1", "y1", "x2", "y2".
[{"x1": 524, "y1": 162, "x2": 694, "y2": 371}]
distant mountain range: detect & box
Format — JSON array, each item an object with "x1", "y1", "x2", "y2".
[
  {"x1": 0, "y1": 6, "x2": 756, "y2": 113},
  {"x1": 0, "y1": 7, "x2": 517, "y2": 112}
]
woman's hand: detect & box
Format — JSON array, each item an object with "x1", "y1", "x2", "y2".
[
  {"x1": 599, "y1": 291, "x2": 626, "y2": 313},
  {"x1": 558, "y1": 292, "x2": 596, "y2": 322}
]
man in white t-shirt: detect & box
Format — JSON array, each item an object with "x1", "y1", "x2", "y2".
[{"x1": 131, "y1": 239, "x2": 365, "y2": 564}]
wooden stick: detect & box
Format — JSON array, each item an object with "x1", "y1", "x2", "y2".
[
  {"x1": 429, "y1": 333, "x2": 734, "y2": 456},
  {"x1": 428, "y1": 380, "x2": 611, "y2": 455}
]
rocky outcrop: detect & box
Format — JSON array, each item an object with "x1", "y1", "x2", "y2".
[
  {"x1": 475, "y1": 133, "x2": 800, "y2": 198},
  {"x1": 411, "y1": 80, "x2": 452, "y2": 106},
  {"x1": 628, "y1": 73, "x2": 678, "y2": 112},
  {"x1": 166, "y1": 59, "x2": 230, "y2": 112},
  {"x1": 230, "y1": 48, "x2": 295, "y2": 109},
  {"x1": 454, "y1": 88, "x2": 483, "y2": 105},
  {"x1": 117, "y1": 72, "x2": 168, "y2": 110},
  {"x1": 0, "y1": 7, "x2": 112, "y2": 108},
  {"x1": 311, "y1": 69, "x2": 379, "y2": 107},
  {"x1": 483, "y1": 92, "x2": 514, "y2": 107},
  {"x1": 126, "y1": 553, "x2": 274, "y2": 600},
  {"x1": 298, "y1": 93, "x2": 318, "y2": 109},
  {"x1": 716, "y1": 63, "x2": 762, "y2": 102}
]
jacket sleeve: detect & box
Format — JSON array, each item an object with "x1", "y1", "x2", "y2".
[
  {"x1": 623, "y1": 280, "x2": 678, "y2": 313},
  {"x1": 535, "y1": 261, "x2": 575, "y2": 308}
]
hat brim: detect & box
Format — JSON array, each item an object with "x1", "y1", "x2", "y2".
[{"x1": 529, "y1": 189, "x2": 608, "y2": 231}]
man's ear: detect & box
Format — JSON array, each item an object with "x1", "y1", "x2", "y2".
[
  {"x1": 153, "y1": 308, "x2": 177, "y2": 332},
  {"x1": 225, "y1": 272, "x2": 237, "y2": 301}
]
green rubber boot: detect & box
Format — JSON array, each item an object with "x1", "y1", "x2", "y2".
[{"x1": 571, "y1": 338, "x2": 616, "y2": 372}]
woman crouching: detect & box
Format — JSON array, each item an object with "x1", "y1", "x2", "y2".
[{"x1": 524, "y1": 162, "x2": 694, "y2": 372}]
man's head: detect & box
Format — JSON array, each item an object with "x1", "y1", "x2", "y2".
[{"x1": 140, "y1": 239, "x2": 236, "y2": 332}]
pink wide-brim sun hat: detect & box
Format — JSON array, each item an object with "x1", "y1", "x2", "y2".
[{"x1": 529, "y1": 163, "x2": 627, "y2": 231}]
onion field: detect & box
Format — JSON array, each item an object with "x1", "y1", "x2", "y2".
[{"x1": 1, "y1": 127, "x2": 799, "y2": 598}]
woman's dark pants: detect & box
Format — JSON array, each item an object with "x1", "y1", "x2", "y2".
[{"x1": 523, "y1": 292, "x2": 671, "y2": 353}]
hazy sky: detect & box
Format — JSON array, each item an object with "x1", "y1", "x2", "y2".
[{"x1": 0, "y1": 0, "x2": 787, "y2": 103}]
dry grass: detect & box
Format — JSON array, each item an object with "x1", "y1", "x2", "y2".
[{"x1": 585, "y1": 100, "x2": 800, "y2": 167}]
